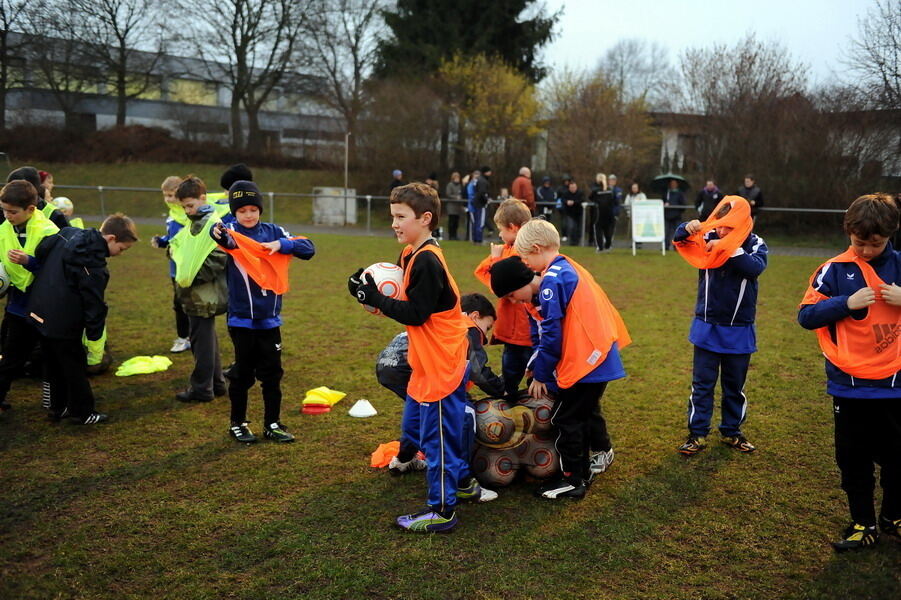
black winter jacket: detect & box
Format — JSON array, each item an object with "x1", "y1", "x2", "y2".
[{"x1": 28, "y1": 227, "x2": 109, "y2": 340}]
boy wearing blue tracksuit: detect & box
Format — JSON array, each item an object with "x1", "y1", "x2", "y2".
[
  {"x1": 673, "y1": 214, "x2": 768, "y2": 455},
  {"x1": 211, "y1": 180, "x2": 315, "y2": 443}
]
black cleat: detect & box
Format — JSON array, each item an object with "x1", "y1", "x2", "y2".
[{"x1": 832, "y1": 522, "x2": 879, "y2": 552}]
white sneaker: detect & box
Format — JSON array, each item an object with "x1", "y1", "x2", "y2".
[
  {"x1": 477, "y1": 487, "x2": 499, "y2": 503},
  {"x1": 170, "y1": 337, "x2": 191, "y2": 353},
  {"x1": 388, "y1": 455, "x2": 427, "y2": 474},
  {"x1": 589, "y1": 447, "x2": 614, "y2": 476}
]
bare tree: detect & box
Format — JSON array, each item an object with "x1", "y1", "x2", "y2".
[
  {"x1": 71, "y1": 0, "x2": 167, "y2": 126},
  {"x1": 0, "y1": 1, "x2": 28, "y2": 127},
  {"x1": 302, "y1": 0, "x2": 385, "y2": 164},
  {"x1": 846, "y1": 0, "x2": 901, "y2": 111},
  {"x1": 176, "y1": 0, "x2": 307, "y2": 150},
  {"x1": 21, "y1": 0, "x2": 100, "y2": 127},
  {"x1": 596, "y1": 38, "x2": 677, "y2": 109}
]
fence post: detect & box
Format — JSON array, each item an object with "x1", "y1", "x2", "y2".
[
  {"x1": 366, "y1": 195, "x2": 371, "y2": 234},
  {"x1": 98, "y1": 186, "x2": 105, "y2": 216},
  {"x1": 268, "y1": 192, "x2": 275, "y2": 221}
]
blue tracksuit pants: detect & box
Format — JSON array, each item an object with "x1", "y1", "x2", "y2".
[
  {"x1": 402, "y1": 367, "x2": 471, "y2": 511},
  {"x1": 688, "y1": 346, "x2": 751, "y2": 437},
  {"x1": 469, "y1": 206, "x2": 485, "y2": 243}
]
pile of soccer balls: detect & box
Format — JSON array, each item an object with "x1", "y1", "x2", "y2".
[{"x1": 471, "y1": 392, "x2": 559, "y2": 487}]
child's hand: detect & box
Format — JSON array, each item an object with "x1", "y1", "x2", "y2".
[
  {"x1": 880, "y1": 283, "x2": 901, "y2": 306},
  {"x1": 151, "y1": 235, "x2": 160, "y2": 248},
  {"x1": 347, "y1": 268, "x2": 364, "y2": 298},
  {"x1": 705, "y1": 238, "x2": 721, "y2": 252},
  {"x1": 848, "y1": 286, "x2": 876, "y2": 310},
  {"x1": 490, "y1": 243, "x2": 504, "y2": 258},
  {"x1": 7, "y1": 249, "x2": 28, "y2": 265},
  {"x1": 685, "y1": 220, "x2": 702, "y2": 234},
  {"x1": 260, "y1": 240, "x2": 281, "y2": 255},
  {"x1": 528, "y1": 379, "x2": 548, "y2": 400},
  {"x1": 355, "y1": 273, "x2": 383, "y2": 308}
]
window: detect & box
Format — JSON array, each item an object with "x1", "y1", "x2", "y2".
[{"x1": 168, "y1": 79, "x2": 218, "y2": 106}]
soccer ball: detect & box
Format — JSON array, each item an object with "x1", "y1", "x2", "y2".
[
  {"x1": 474, "y1": 399, "x2": 516, "y2": 446},
  {"x1": 52, "y1": 196, "x2": 74, "y2": 212},
  {"x1": 516, "y1": 431, "x2": 560, "y2": 479},
  {"x1": 0, "y1": 262, "x2": 9, "y2": 298},
  {"x1": 472, "y1": 445, "x2": 518, "y2": 488},
  {"x1": 361, "y1": 262, "x2": 404, "y2": 315}
]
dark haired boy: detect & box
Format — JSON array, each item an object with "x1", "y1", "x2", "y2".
[
  {"x1": 348, "y1": 182, "x2": 474, "y2": 532},
  {"x1": 28, "y1": 214, "x2": 138, "y2": 424},
  {"x1": 170, "y1": 176, "x2": 228, "y2": 403},
  {"x1": 211, "y1": 180, "x2": 315, "y2": 443},
  {"x1": 799, "y1": 193, "x2": 901, "y2": 552},
  {"x1": 5, "y1": 166, "x2": 69, "y2": 229},
  {"x1": 0, "y1": 180, "x2": 58, "y2": 412}
]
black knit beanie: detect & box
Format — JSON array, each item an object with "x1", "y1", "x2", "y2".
[
  {"x1": 220, "y1": 163, "x2": 253, "y2": 191},
  {"x1": 490, "y1": 256, "x2": 536, "y2": 298},
  {"x1": 228, "y1": 180, "x2": 263, "y2": 215}
]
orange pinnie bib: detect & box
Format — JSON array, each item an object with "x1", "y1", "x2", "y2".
[
  {"x1": 675, "y1": 196, "x2": 753, "y2": 270},
  {"x1": 802, "y1": 248, "x2": 901, "y2": 379},
  {"x1": 474, "y1": 246, "x2": 533, "y2": 346},
  {"x1": 554, "y1": 256, "x2": 631, "y2": 389},
  {"x1": 401, "y1": 244, "x2": 470, "y2": 403},
  {"x1": 222, "y1": 230, "x2": 306, "y2": 295}
]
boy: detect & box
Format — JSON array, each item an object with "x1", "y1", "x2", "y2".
[
  {"x1": 506, "y1": 220, "x2": 629, "y2": 499},
  {"x1": 798, "y1": 193, "x2": 901, "y2": 552},
  {"x1": 376, "y1": 293, "x2": 506, "y2": 480},
  {"x1": 169, "y1": 176, "x2": 228, "y2": 403},
  {"x1": 348, "y1": 182, "x2": 472, "y2": 533},
  {"x1": 5, "y1": 167, "x2": 69, "y2": 229},
  {"x1": 211, "y1": 180, "x2": 315, "y2": 443},
  {"x1": 0, "y1": 180, "x2": 59, "y2": 412},
  {"x1": 152, "y1": 176, "x2": 192, "y2": 353},
  {"x1": 29, "y1": 214, "x2": 138, "y2": 424},
  {"x1": 474, "y1": 198, "x2": 534, "y2": 400},
  {"x1": 673, "y1": 196, "x2": 767, "y2": 456}
]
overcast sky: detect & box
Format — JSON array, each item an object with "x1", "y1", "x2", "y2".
[{"x1": 539, "y1": 0, "x2": 871, "y2": 85}]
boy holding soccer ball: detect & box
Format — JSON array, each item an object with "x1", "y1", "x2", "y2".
[
  {"x1": 211, "y1": 181, "x2": 315, "y2": 443},
  {"x1": 348, "y1": 182, "x2": 474, "y2": 533}
]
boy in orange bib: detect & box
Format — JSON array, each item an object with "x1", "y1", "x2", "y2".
[
  {"x1": 798, "y1": 193, "x2": 901, "y2": 552},
  {"x1": 348, "y1": 183, "x2": 474, "y2": 533}
]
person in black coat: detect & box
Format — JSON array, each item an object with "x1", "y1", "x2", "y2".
[
  {"x1": 736, "y1": 174, "x2": 764, "y2": 220},
  {"x1": 561, "y1": 181, "x2": 585, "y2": 246},
  {"x1": 695, "y1": 179, "x2": 723, "y2": 221},
  {"x1": 664, "y1": 179, "x2": 686, "y2": 250},
  {"x1": 589, "y1": 173, "x2": 617, "y2": 252},
  {"x1": 28, "y1": 214, "x2": 138, "y2": 424}
]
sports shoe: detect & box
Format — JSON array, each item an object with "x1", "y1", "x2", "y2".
[
  {"x1": 879, "y1": 514, "x2": 901, "y2": 540},
  {"x1": 388, "y1": 455, "x2": 427, "y2": 475},
  {"x1": 47, "y1": 407, "x2": 70, "y2": 422},
  {"x1": 456, "y1": 477, "x2": 499, "y2": 503},
  {"x1": 721, "y1": 435, "x2": 756, "y2": 453},
  {"x1": 396, "y1": 509, "x2": 458, "y2": 533},
  {"x1": 175, "y1": 389, "x2": 213, "y2": 403},
  {"x1": 229, "y1": 422, "x2": 257, "y2": 443},
  {"x1": 263, "y1": 422, "x2": 294, "y2": 443},
  {"x1": 832, "y1": 522, "x2": 879, "y2": 552},
  {"x1": 213, "y1": 384, "x2": 227, "y2": 397},
  {"x1": 536, "y1": 475, "x2": 586, "y2": 500},
  {"x1": 678, "y1": 435, "x2": 707, "y2": 456},
  {"x1": 589, "y1": 448, "x2": 615, "y2": 477},
  {"x1": 80, "y1": 411, "x2": 108, "y2": 425},
  {"x1": 170, "y1": 337, "x2": 190, "y2": 353}
]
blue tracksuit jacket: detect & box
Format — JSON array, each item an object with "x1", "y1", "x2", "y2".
[
  {"x1": 798, "y1": 243, "x2": 901, "y2": 398},
  {"x1": 212, "y1": 221, "x2": 315, "y2": 329},
  {"x1": 527, "y1": 255, "x2": 625, "y2": 392},
  {"x1": 674, "y1": 224, "x2": 768, "y2": 353}
]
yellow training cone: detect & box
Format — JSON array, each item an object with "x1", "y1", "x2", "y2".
[{"x1": 302, "y1": 386, "x2": 346, "y2": 406}]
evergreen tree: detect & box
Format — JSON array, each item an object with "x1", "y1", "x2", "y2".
[{"x1": 375, "y1": 0, "x2": 557, "y2": 83}]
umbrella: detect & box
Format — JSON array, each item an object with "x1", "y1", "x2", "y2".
[{"x1": 652, "y1": 173, "x2": 690, "y2": 193}]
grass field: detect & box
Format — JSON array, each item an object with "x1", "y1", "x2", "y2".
[{"x1": 1, "y1": 223, "x2": 900, "y2": 600}]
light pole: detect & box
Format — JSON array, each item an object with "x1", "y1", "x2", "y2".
[{"x1": 344, "y1": 131, "x2": 352, "y2": 226}]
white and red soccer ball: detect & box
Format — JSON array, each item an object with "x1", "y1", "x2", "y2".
[{"x1": 361, "y1": 262, "x2": 403, "y2": 315}]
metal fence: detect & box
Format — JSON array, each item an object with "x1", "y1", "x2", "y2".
[{"x1": 54, "y1": 184, "x2": 847, "y2": 246}]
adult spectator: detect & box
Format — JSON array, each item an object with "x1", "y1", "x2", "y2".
[
  {"x1": 388, "y1": 169, "x2": 405, "y2": 193},
  {"x1": 475, "y1": 165, "x2": 494, "y2": 238},
  {"x1": 737, "y1": 174, "x2": 764, "y2": 220},
  {"x1": 511, "y1": 167, "x2": 536, "y2": 215},
  {"x1": 589, "y1": 173, "x2": 616, "y2": 252},
  {"x1": 695, "y1": 179, "x2": 722, "y2": 221},
  {"x1": 556, "y1": 173, "x2": 572, "y2": 239},
  {"x1": 624, "y1": 181, "x2": 647, "y2": 210},
  {"x1": 445, "y1": 171, "x2": 463, "y2": 241},
  {"x1": 468, "y1": 170, "x2": 485, "y2": 244},
  {"x1": 608, "y1": 174, "x2": 624, "y2": 217},
  {"x1": 561, "y1": 180, "x2": 584, "y2": 246},
  {"x1": 536, "y1": 175, "x2": 556, "y2": 219},
  {"x1": 663, "y1": 179, "x2": 686, "y2": 250}
]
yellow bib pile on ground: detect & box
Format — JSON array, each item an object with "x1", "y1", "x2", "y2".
[{"x1": 115, "y1": 356, "x2": 173, "y2": 377}]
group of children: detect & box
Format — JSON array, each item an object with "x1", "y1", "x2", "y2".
[
  {"x1": 1, "y1": 161, "x2": 896, "y2": 551},
  {"x1": 350, "y1": 181, "x2": 899, "y2": 553},
  {"x1": 151, "y1": 165, "x2": 315, "y2": 443},
  {"x1": 0, "y1": 165, "x2": 137, "y2": 424}
]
